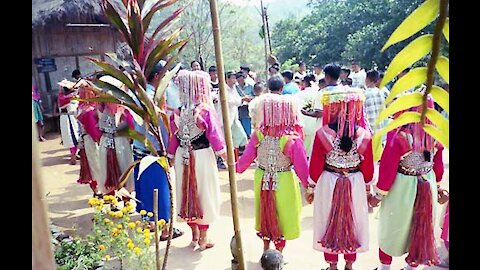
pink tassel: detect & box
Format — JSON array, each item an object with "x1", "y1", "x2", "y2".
[
  {"x1": 104, "y1": 148, "x2": 121, "y2": 190},
  {"x1": 320, "y1": 176, "x2": 360, "y2": 253},
  {"x1": 405, "y1": 177, "x2": 440, "y2": 266},
  {"x1": 77, "y1": 148, "x2": 94, "y2": 184},
  {"x1": 179, "y1": 151, "x2": 204, "y2": 221},
  {"x1": 259, "y1": 180, "x2": 282, "y2": 241}
]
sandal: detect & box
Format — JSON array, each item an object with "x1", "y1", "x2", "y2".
[
  {"x1": 198, "y1": 238, "x2": 215, "y2": 251},
  {"x1": 160, "y1": 228, "x2": 184, "y2": 241}
]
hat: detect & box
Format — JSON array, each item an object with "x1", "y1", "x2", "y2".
[
  {"x1": 240, "y1": 65, "x2": 250, "y2": 72},
  {"x1": 58, "y1": 79, "x2": 76, "y2": 89}
]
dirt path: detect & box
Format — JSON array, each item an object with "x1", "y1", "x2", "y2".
[{"x1": 39, "y1": 133, "x2": 449, "y2": 270}]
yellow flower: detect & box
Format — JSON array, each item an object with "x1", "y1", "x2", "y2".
[
  {"x1": 127, "y1": 242, "x2": 135, "y2": 249},
  {"x1": 144, "y1": 239, "x2": 151, "y2": 245},
  {"x1": 96, "y1": 206, "x2": 102, "y2": 211},
  {"x1": 136, "y1": 228, "x2": 143, "y2": 234},
  {"x1": 105, "y1": 255, "x2": 111, "y2": 261},
  {"x1": 147, "y1": 212, "x2": 153, "y2": 217},
  {"x1": 128, "y1": 222, "x2": 136, "y2": 229},
  {"x1": 127, "y1": 205, "x2": 134, "y2": 212},
  {"x1": 99, "y1": 244, "x2": 105, "y2": 251},
  {"x1": 134, "y1": 247, "x2": 141, "y2": 255},
  {"x1": 117, "y1": 224, "x2": 123, "y2": 230},
  {"x1": 103, "y1": 195, "x2": 111, "y2": 201},
  {"x1": 143, "y1": 229, "x2": 150, "y2": 235},
  {"x1": 125, "y1": 217, "x2": 130, "y2": 222},
  {"x1": 116, "y1": 211, "x2": 124, "y2": 218},
  {"x1": 125, "y1": 201, "x2": 130, "y2": 206},
  {"x1": 88, "y1": 198, "x2": 98, "y2": 207},
  {"x1": 104, "y1": 218, "x2": 110, "y2": 224},
  {"x1": 140, "y1": 210, "x2": 147, "y2": 216},
  {"x1": 127, "y1": 238, "x2": 133, "y2": 243},
  {"x1": 135, "y1": 221, "x2": 141, "y2": 226},
  {"x1": 108, "y1": 211, "x2": 115, "y2": 217},
  {"x1": 122, "y1": 207, "x2": 129, "y2": 213},
  {"x1": 159, "y1": 219, "x2": 166, "y2": 227},
  {"x1": 112, "y1": 228, "x2": 118, "y2": 234},
  {"x1": 109, "y1": 221, "x2": 115, "y2": 227}
]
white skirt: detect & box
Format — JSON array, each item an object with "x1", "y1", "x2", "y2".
[
  {"x1": 174, "y1": 147, "x2": 220, "y2": 225},
  {"x1": 312, "y1": 171, "x2": 369, "y2": 253},
  {"x1": 83, "y1": 135, "x2": 101, "y2": 184},
  {"x1": 98, "y1": 136, "x2": 134, "y2": 193},
  {"x1": 60, "y1": 114, "x2": 79, "y2": 149}
]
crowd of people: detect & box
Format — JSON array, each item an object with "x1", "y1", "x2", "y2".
[{"x1": 32, "y1": 59, "x2": 450, "y2": 270}]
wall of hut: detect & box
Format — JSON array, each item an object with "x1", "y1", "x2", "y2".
[{"x1": 32, "y1": 21, "x2": 120, "y2": 130}]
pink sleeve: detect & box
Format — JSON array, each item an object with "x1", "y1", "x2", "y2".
[
  {"x1": 359, "y1": 139, "x2": 374, "y2": 183},
  {"x1": 376, "y1": 131, "x2": 403, "y2": 195},
  {"x1": 236, "y1": 132, "x2": 259, "y2": 173},
  {"x1": 284, "y1": 136, "x2": 309, "y2": 188},
  {"x1": 309, "y1": 133, "x2": 326, "y2": 183},
  {"x1": 122, "y1": 110, "x2": 134, "y2": 129},
  {"x1": 167, "y1": 114, "x2": 180, "y2": 158},
  {"x1": 433, "y1": 143, "x2": 444, "y2": 182},
  {"x1": 58, "y1": 93, "x2": 68, "y2": 108},
  {"x1": 198, "y1": 108, "x2": 226, "y2": 154},
  {"x1": 78, "y1": 110, "x2": 102, "y2": 143}
]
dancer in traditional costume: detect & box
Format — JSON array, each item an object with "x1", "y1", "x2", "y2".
[
  {"x1": 236, "y1": 76, "x2": 309, "y2": 255},
  {"x1": 307, "y1": 87, "x2": 374, "y2": 270},
  {"x1": 167, "y1": 70, "x2": 226, "y2": 251},
  {"x1": 58, "y1": 80, "x2": 80, "y2": 165},
  {"x1": 76, "y1": 81, "x2": 102, "y2": 197},
  {"x1": 97, "y1": 76, "x2": 135, "y2": 196},
  {"x1": 369, "y1": 95, "x2": 445, "y2": 270},
  {"x1": 32, "y1": 85, "x2": 46, "y2": 141}
]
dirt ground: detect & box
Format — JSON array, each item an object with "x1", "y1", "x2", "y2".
[{"x1": 39, "y1": 133, "x2": 449, "y2": 270}]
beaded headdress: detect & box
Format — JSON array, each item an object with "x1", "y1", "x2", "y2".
[
  {"x1": 259, "y1": 93, "x2": 302, "y2": 137},
  {"x1": 321, "y1": 87, "x2": 367, "y2": 137},
  {"x1": 177, "y1": 70, "x2": 211, "y2": 107}
]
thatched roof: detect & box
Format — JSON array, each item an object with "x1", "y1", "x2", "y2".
[{"x1": 32, "y1": 0, "x2": 125, "y2": 28}]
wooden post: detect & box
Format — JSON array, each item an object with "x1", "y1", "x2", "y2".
[
  {"x1": 261, "y1": 0, "x2": 269, "y2": 83},
  {"x1": 32, "y1": 110, "x2": 56, "y2": 270},
  {"x1": 208, "y1": 0, "x2": 247, "y2": 269},
  {"x1": 153, "y1": 189, "x2": 161, "y2": 270}
]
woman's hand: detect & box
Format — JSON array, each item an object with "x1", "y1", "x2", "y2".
[
  {"x1": 368, "y1": 194, "x2": 382, "y2": 207},
  {"x1": 305, "y1": 192, "x2": 314, "y2": 204}
]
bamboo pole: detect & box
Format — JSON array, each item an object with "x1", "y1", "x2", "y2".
[
  {"x1": 32, "y1": 111, "x2": 56, "y2": 270},
  {"x1": 208, "y1": 0, "x2": 247, "y2": 269},
  {"x1": 153, "y1": 189, "x2": 161, "y2": 270},
  {"x1": 261, "y1": 0, "x2": 269, "y2": 83}
]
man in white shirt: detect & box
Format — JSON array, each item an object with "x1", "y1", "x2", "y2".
[
  {"x1": 294, "y1": 61, "x2": 307, "y2": 80},
  {"x1": 363, "y1": 70, "x2": 386, "y2": 134},
  {"x1": 240, "y1": 65, "x2": 256, "y2": 86},
  {"x1": 349, "y1": 60, "x2": 366, "y2": 89}
]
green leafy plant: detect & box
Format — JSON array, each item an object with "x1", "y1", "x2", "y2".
[
  {"x1": 75, "y1": 1, "x2": 189, "y2": 267},
  {"x1": 372, "y1": 0, "x2": 449, "y2": 160},
  {"x1": 54, "y1": 237, "x2": 103, "y2": 270}
]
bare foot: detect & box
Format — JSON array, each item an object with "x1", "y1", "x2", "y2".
[{"x1": 198, "y1": 238, "x2": 214, "y2": 251}]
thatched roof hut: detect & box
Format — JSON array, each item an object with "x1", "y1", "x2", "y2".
[{"x1": 32, "y1": 0, "x2": 122, "y2": 129}]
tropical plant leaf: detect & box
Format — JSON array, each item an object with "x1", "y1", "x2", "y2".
[
  {"x1": 105, "y1": 52, "x2": 131, "y2": 70},
  {"x1": 435, "y1": 56, "x2": 449, "y2": 84},
  {"x1": 146, "y1": 39, "x2": 188, "y2": 87},
  {"x1": 385, "y1": 67, "x2": 427, "y2": 104},
  {"x1": 259, "y1": 25, "x2": 265, "y2": 39},
  {"x1": 372, "y1": 111, "x2": 422, "y2": 161},
  {"x1": 380, "y1": 34, "x2": 433, "y2": 89},
  {"x1": 116, "y1": 123, "x2": 158, "y2": 156},
  {"x1": 117, "y1": 159, "x2": 141, "y2": 189},
  {"x1": 103, "y1": 0, "x2": 131, "y2": 46},
  {"x1": 73, "y1": 97, "x2": 120, "y2": 104},
  {"x1": 425, "y1": 108, "x2": 448, "y2": 132},
  {"x1": 376, "y1": 92, "x2": 423, "y2": 124},
  {"x1": 142, "y1": 0, "x2": 179, "y2": 32},
  {"x1": 135, "y1": 82, "x2": 159, "y2": 130},
  {"x1": 148, "y1": 6, "x2": 185, "y2": 42},
  {"x1": 127, "y1": 0, "x2": 144, "y2": 63},
  {"x1": 423, "y1": 124, "x2": 449, "y2": 149},
  {"x1": 153, "y1": 63, "x2": 182, "y2": 104},
  {"x1": 90, "y1": 79, "x2": 137, "y2": 105},
  {"x1": 145, "y1": 27, "x2": 185, "y2": 76},
  {"x1": 443, "y1": 17, "x2": 449, "y2": 42},
  {"x1": 87, "y1": 57, "x2": 135, "y2": 90},
  {"x1": 381, "y1": 0, "x2": 439, "y2": 52},
  {"x1": 430, "y1": 85, "x2": 449, "y2": 113}
]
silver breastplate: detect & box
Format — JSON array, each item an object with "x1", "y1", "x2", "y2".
[
  {"x1": 399, "y1": 151, "x2": 433, "y2": 175},
  {"x1": 257, "y1": 136, "x2": 292, "y2": 190},
  {"x1": 176, "y1": 109, "x2": 205, "y2": 147},
  {"x1": 325, "y1": 137, "x2": 361, "y2": 169},
  {"x1": 98, "y1": 112, "x2": 116, "y2": 149}
]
